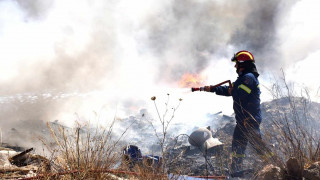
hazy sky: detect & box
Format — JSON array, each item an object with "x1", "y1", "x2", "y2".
[{"x1": 1, "y1": 0, "x2": 320, "y2": 133}]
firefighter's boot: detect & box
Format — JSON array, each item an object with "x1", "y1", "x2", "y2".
[{"x1": 230, "y1": 156, "x2": 244, "y2": 177}]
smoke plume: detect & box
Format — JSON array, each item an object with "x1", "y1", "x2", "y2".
[{"x1": 0, "y1": 0, "x2": 319, "y2": 150}]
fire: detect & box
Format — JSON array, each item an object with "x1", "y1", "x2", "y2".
[{"x1": 179, "y1": 73, "x2": 205, "y2": 88}]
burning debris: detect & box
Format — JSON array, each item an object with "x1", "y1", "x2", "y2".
[{"x1": 179, "y1": 73, "x2": 206, "y2": 88}]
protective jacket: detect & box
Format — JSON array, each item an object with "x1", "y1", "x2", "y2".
[{"x1": 213, "y1": 72, "x2": 261, "y2": 126}]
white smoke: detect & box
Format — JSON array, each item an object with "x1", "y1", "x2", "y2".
[
  {"x1": 0, "y1": 0, "x2": 319, "y2": 149},
  {"x1": 277, "y1": 0, "x2": 320, "y2": 99}
]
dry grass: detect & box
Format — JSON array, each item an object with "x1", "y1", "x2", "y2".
[
  {"x1": 38, "y1": 119, "x2": 128, "y2": 179},
  {"x1": 262, "y1": 71, "x2": 320, "y2": 178},
  {"x1": 37, "y1": 109, "x2": 179, "y2": 179},
  {"x1": 33, "y1": 78, "x2": 320, "y2": 179}
]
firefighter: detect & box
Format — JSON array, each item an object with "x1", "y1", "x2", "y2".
[{"x1": 204, "y1": 50, "x2": 270, "y2": 175}]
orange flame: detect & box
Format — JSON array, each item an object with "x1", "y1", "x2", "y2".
[{"x1": 179, "y1": 73, "x2": 205, "y2": 88}]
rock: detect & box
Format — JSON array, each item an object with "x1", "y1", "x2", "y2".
[
  {"x1": 256, "y1": 164, "x2": 281, "y2": 180},
  {"x1": 286, "y1": 157, "x2": 302, "y2": 179},
  {"x1": 303, "y1": 161, "x2": 320, "y2": 180}
]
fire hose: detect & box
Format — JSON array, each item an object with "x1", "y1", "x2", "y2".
[{"x1": 191, "y1": 80, "x2": 232, "y2": 92}]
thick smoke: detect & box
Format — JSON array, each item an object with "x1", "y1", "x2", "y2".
[
  {"x1": 143, "y1": 0, "x2": 242, "y2": 81},
  {"x1": 141, "y1": 0, "x2": 299, "y2": 81},
  {"x1": 0, "y1": 0, "x2": 300, "y2": 94},
  {"x1": 230, "y1": 0, "x2": 280, "y2": 70},
  {"x1": 0, "y1": 0, "x2": 319, "y2": 151},
  {"x1": 1, "y1": 1, "x2": 118, "y2": 94}
]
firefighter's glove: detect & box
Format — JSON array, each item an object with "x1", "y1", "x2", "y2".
[
  {"x1": 210, "y1": 86, "x2": 217, "y2": 92},
  {"x1": 228, "y1": 87, "x2": 233, "y2": 95},
  {"x1": 203, "y1": 86, "x2": 216, "y2": 92},
  {"x1": 203, "y1": 86, "x2": 211, "y2": 92}
]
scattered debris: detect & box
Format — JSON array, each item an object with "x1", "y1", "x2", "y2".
[
  {"x1": 188, "y1": 126, "x2": 223, "y2": 151},
  {"x1": 121, "y1": 145, "x2": 162, "y2": 169},
  {"x1": 9, "y1": 148, "x2": 33, "y2": 166},
  {"x1": 303, "y1": 161, "x2": 320, "y2": 180},
  {"x1": 0, "y1": 146, "x2": 50, "y2": 179},
  {"x1": 1, "y1": 97, "x2": 320, "y2": 179}
]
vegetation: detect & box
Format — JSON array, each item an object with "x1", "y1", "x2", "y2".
[
  {"x1": 39, "y1": 120, "x2": 125, "y2": 179},
  {"x1": 4, "y1": 76, "x2": 320, "y2": 179},
  {"x1": 261, "y1": 72, "x2": 320, "y2": 179},
  {"x1": 149, "y1": 94, "x2": 182, "y2": 173}
]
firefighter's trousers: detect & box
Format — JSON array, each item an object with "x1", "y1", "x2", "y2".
[{"x1": 230, "y1": 121, "x2": 270, "y2": 172}]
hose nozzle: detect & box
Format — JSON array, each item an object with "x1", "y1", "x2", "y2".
[
  {"x1": 191, "y1": 80, "x2": 232, "y2": 92},
  {"x1": 191, "y1": 87, "x2": 204, "y2": 92}
]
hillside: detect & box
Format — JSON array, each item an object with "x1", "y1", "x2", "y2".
[{"x1": 1, "y1": 96, "x2": 320, "y2": 179}]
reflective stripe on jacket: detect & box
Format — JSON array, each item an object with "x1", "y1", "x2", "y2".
[{"x1": 215, "y1": 72, "x2": 262, "y2": 125}]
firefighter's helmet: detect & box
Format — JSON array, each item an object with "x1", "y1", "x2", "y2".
[{"x1": 231, "y1": 50, "x2": 254, "y2": 63}]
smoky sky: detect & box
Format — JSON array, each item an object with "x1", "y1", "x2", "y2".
[
  {"x1": 1, "y1": 0, "x2": 301, "y2": 95},
  {"x1": 0, "y1": 0, "x2": 301, "y2": 120},
  {"x1": 15, "y1": 0, "x2": 54, "y2": 21},
  {"x1": 144, "y1": 0, "x2": 230, "y2": 80},
  {"x1": 1, "y1": 1, "x2": 118, "y2": 95},
  {"x1": 0, "y1": 0, "x2": 311, "y2": 148},
  {"x1": 142, "y1": 0, "x2": 299, "y2": 81},
  {"x1": 230, "y1": 0, "x2": 281, "y2": 70}
]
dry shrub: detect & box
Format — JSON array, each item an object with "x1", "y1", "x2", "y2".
[
  {"x1": 40, "y1": 120, "x2": 127, "y2": 179},
  {"x1": 263, "y1": 71, "x2": 320, "y2": 177},
  {"x1": 149, "y1": 94, "x2": 182, "y2": 174}
]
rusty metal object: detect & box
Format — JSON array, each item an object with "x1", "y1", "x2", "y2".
[{"x1": 9, "y1": 148, "x2": 33, "y2": 166}]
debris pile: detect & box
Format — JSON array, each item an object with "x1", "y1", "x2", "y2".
[
  {"x1": 303, "y1": 161, "x2": 320, "y2": 180},
  {"x1": 121, "y1": 145, "x2": 162, "y2": 170},
  {"x1": 166, "y1": 125, "x2": 226, "y2": 176},
  {"x1": 166, "y1": 97, "x2": 320, "y2": 179},
  {"x1": 0, "y1": 146, "x2": 50, "y2": 179}
]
